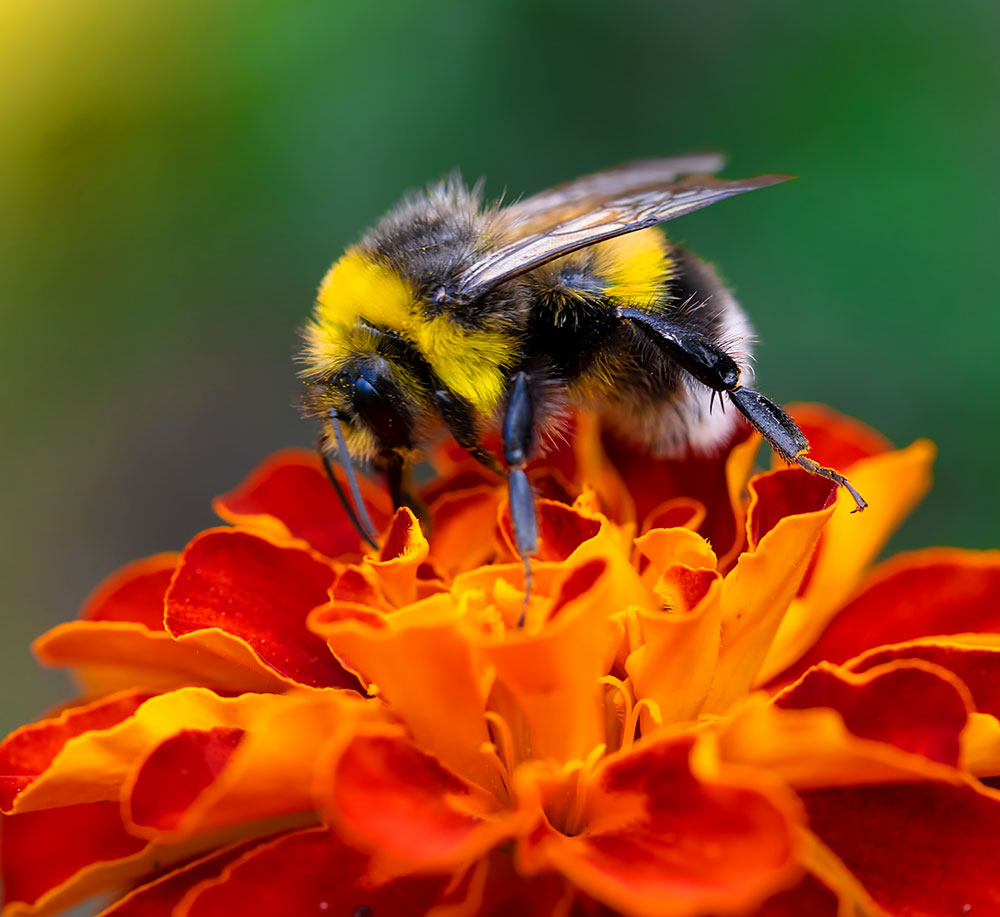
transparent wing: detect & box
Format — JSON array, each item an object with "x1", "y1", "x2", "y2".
[
  {"x1": 459, "y1": 173, "x2": 790, "y2": 297},
  {"x1": 502, "y1": 154, "x2": 726, "y2": 230}
]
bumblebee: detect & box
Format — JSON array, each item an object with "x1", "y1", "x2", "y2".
[{"x1": 301, "y1": 154, "x2": 865, "y2": 597}]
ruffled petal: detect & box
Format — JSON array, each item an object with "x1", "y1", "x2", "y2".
[
  {"x1": 321, "y1": 724, "x2": 517, "y2": 876},
  {"x1": 366, "y1": 508, "x2": 430, "y2": 607},
  {"x1": 124, "y1": 689, "x2": 382, "y2": 842},
  {"x1": 774, "y1": 661, "x2": 971, "y2": 766},
  {"x1": 520, "y1": 734, "x2": 802, "y2": 917},
  {"x1": 473, "y1": 557, "x2": 627, "y2": 764},
  {"x1": 178, "y1": 827, "x2": 452, "y2": 917},
  {"x1": 703, "y1": 469, "x2": 836, "y2": 714},
  {"x1": 94, "y1": 837, "x2": 266, "y2": 917},
  {"x1": 165, "y1": 529, "x2": 356, "y2": 689},
  {"x1": 718, "y1": 684, "x2": 968, "y2": 792},
  {"x1": 602, "y1": 422, "x2": 759, "y2": 568},
  {"x1": 0, "y1": 690, "x2": 152, "y2": 813},
  {"x1": 213, "y1": 448, "x2": 391, "y2": 559},
  {"x1": 33, "y1": 621, "x2": 291, "y2": 696},
  {"x1": 127, "y1": 727, "x2": 245, "y2": 831},
  {"x1": 625, "y1": 569, "x2": 722, "y2": 722},
  {"x1": 311, "y1": 592, "x2": 500, "y2": 795},
  {"x1": 759, "y1": 438, "x2": 936, "y2": 683},
  {"x1": 81, "y1": 554, "x2": 178, "y2": 630},
  {"x1": 6, "y1": 688, "x2": 274, "y2": 815},
  {"x1": 771, "y1": 548, "x2": 1000, "y2": 686}
]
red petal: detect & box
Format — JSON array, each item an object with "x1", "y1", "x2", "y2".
[
  {"x1": 2, "y1": 802, "x2": 146, "y2": 908},
  {"x1": 750, "y1": 873, "x2": 839, "y2": 917},
  {"x1": 324, "y1": 727, "x2": 509, "y2": 871},
  {"x1": 127, "y1": 727, "x2": 245, "y2": 831},
  {"x1": 601, "y1": 420, "x2": 755, "y2": 566},
  {"x1": 775, "y1": 549, "x2": 1000, "y2": 686},
  {"x1": 748, "y1": 468, "x2": 837, "y2": 548},
  {"x1": 851, "y1": 642, "x2": 1000, "y2": 719},
  {"x1": 82, "y1": 553, "x2": 179, "y2": 630},
  {"x1": 803, "y1": 781, "x2": 1000, "y2": 916},
  {"x1": 180, "y1": 827, "x2": 451, "y2": 917},
  {"x1": 500, "y1": 499, "x2": 602, "y2": 562},
  {"x1": 785, "y1": 403, "x2": 892, "y2": 469},
  {"x1": 0, "y1": 690, "x2": 153, "y2": 812},
  {"x1": 96, "y1": 838, "x2": 265, "y2": 917},
  {"x1": 213, "y1": 449, "x2": 390, "y2": 559},
  {"x1": 166, "y1": 529, "x2": 355, "y2": 689},
  {"x1": 776, "y1": 662, "x2": 969, "y2": 766},
  {"x1": 529, "y1": 735, "x2": 800, "y2": 917}
]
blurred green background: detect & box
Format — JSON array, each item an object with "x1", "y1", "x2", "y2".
[{"x1": 2, "y1": 0, "x2": 997, "y2": 732}]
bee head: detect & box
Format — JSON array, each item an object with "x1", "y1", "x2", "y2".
[{"x1": 303, "y1": 356, "x2": 421, "y2": 465}]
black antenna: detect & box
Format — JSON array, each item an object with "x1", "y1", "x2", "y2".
[{"x1": 319, "y1": 413, "x2": 380, "y2": 550}]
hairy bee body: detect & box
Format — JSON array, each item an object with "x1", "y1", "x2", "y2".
[
  {"x1": 303, "y1": 179, "x2": 746, "y2": 462},
  {"x1": 300, "y1": 157, "x2": 865, "y2": 565}
]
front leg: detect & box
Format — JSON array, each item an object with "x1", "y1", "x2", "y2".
[
  {"x1": 503, "y1": 372, "x2": 540, "y2": 623},
  {"x1": 620, "y1": 306, "x2": 867, "y2": 512}
]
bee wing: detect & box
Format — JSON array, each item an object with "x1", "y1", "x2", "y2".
[
  {"x1": 459, "y1": 173, "x2": 791, "y2": 297},
  {"x1": 502, "y1": 154, "x2": 727, "y2": 230}
]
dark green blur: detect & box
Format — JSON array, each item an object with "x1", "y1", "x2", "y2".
[{"x1": 2, "y1": 0, "x2": 997, "y2": 730}]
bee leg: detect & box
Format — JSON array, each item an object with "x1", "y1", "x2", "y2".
[
  {"x1": 433, "y1": 389, "x2": 504, "y2": 476},
  {"x1": 317, "y1": 433, "x2": 379, "y2": 551},
  {"x1": 503, "y1": 372, "x2": 540, "y2": 625},
  {"x1": 727, "y1": 388, "x2": 868, "y2": 512},
  {"x1": 620, "y1": 307, "x2": 867, "y2": 512}
]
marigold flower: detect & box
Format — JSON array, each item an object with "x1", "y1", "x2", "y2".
[{"x1": 4, "y1": 404, "x2": 1000, "y2": 916}]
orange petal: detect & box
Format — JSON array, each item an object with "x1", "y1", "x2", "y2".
[
  {"x1": 770, "y1": 548, "x2": 1000, "y2": 687},
  {"x1": 7, "y1": 688, "x2": 276, "y2": 815},
  {"x1": 625, "y1": 570, "x2": 723, "y2": 722},
  {"x1": 81, "y1": 553, "x2": 179, "y2": 630},
  {"x1": 703, "y1": 469, "x2": 836, "y2": 714},
  {"x1": 321, "y1": 724, "x2": 515, "y2": 876},
  {"x1": 33, "y1": 621, "x2": 293, "y2": 696},
  {"x1": 366, "y1": 508, "x2": 430, "y2": 607},
  {"x1": 311, "y1": 592, "x2": 500, "y2": 794},
  {"x1": 474, "y1": 558, "x2": 626, "y2": 764},
  {"x1": 213, "y1": 448, "x2": 391, "y2": 559},
  {"x1": 521, "y1": 734, "x2": 802, "y2": 917},
  {"x1": 0, "y1": 689, "x2": 153, "y2": 813},
  {"x1": 427, "y1": 484, "x2": 503, "y2": 578},
  {"x1": 759, "y1": 437, "x2": 936, "y2": 683},
  {"x1": 127, "y1": 688, "x2": 383, "y2": 842},
  {"x1": 165, "y1": 529, "x2": 355, "y2": 689}
]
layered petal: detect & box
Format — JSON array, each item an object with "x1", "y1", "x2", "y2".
[
  {"x1": 213, "y1": 448, "x2": 391, "y2": 559},
  {"x1": 760, "y1": 430, "x2": 936, "y2": 683},
  {"x1": 165, "y1": 529, "x2": 356, "y2": 690},
  {"x1": 703, "y1": 469, "x2": 837, "y2": 714},
  {"x1": 179, "y1": 827, "x2": 452, "y2": 917},
  {"x1": 520, "y1": 734, "x2": 802, "y2": 917},
  {"x1": 321, "y1": 724, "x2": 518, "y2": 876},
  {"x1": 772, "y1": 548, "x2": 1000, "y2": 686}
]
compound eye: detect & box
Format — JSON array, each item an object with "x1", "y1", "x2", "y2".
[{"x1": 353, "y1": 375, "x2": 412, "y2": 449}]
